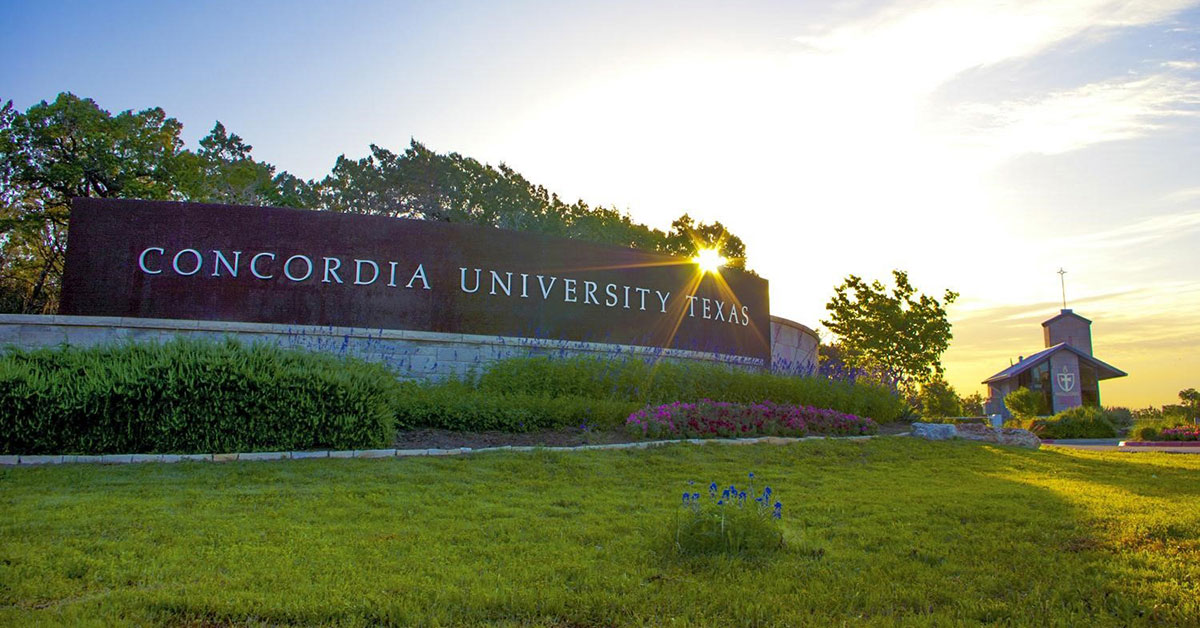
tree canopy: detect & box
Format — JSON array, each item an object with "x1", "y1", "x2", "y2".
[
  {"x1": 821, "y1": 270, "x2": 958, "y2": 394},
  {"x1": 0, "y1": 92, "x2": 750, "y2": 313}
]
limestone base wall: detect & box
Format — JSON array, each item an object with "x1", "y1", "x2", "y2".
[{"x1": 0, "y1": 314, "x2": 766, "y2": 379}]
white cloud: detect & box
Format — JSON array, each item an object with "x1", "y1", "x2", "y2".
[
  {"x1": 1163, "y1": 186, "x2": 1200, "y2": 202},
  {"x1": 940, "y1": 74, "x2": 1200, "y2": 158},
  {"x1": 792, "y1": 0, "x2": 1198, "y2": 92},
  {"x1": 1059, "y1": 210, "x2": 1200, "y2": 248},
  {"x1": 1163, "y1": 60, "x2": 1200, "y2": 70}
]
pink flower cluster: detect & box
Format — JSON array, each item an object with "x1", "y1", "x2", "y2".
[
  {"x1": 1160, "y1": 426, "x2": 1200, "y2": 441},
  {"x1": 625, "y1": 399, "x2": 878, "y2": 439}
]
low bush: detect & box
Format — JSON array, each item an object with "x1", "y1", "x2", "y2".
[
  {"x1": 1132, "y1": 425, "x2": 1160, "y2": 441},
  {"x1": 1160, "y1": 426, "x2": 1200, "y2": 442},
  {"x1": 626, "y1": 400, "x2": 878, "y2": 439},
  {"x1": 478, "y1": 356, "x2": 907, "y2": 423},
  {"x1": 1105, "y1": 406, "x2": 1135, "y2": 431},
  {"x1": 1004, "y1": 387, "x2": 1048, "y2": 420},
  {"x1": 675, "y1": 474, "x2": 784, "y2": 558},
  {"x1": 1031, "y1": 406, "x2": 1120, "y2": 439},
  {"x1": 0, "y1": 339, "x2": 401, "y2": 455}
]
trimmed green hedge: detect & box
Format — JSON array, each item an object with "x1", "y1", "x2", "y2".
[
  {"x1": 395, "y1": 355, "x2": 908, "y2": 431},
  {"x1": 0, "y1": 339, "x2": 401, "y2": 455},
  {"x1": 393, "y1": 379, "x2": 641, "y2": 432},
  {"x1": 475, "y1": 356, "x2": 907, "y2": 424},
  {"x1": 1, "y1": 343, "x2": 908, "y2": 453}
]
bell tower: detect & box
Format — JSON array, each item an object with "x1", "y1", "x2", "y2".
[{"x1": 1042, "y1": 309, "x2": 1092, "y2": 355}]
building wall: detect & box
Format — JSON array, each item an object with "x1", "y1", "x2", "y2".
[
  {"x1": 1043, "y1": 312, "x2": 1092, "y2": 355},
  {"x1": 0, "y1": 314, "x2": 773, "y2": 379},
  {"x1": 1048, "y1": 351, "x2": 1083, "y2": 412},
  {"x1": 768, "y1": 316, "x2": 819, "y2": 375}
]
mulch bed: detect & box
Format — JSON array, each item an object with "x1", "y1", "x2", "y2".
[{"x1": 393, "y1": 422, "x2": 912, "y2": 450}]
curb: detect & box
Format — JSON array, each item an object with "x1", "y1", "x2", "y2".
[
  {"x1": 1118, "y1": 440, "x2": 1200, "y2": 448},
  {"x1": 0, "y1": 434, "x2": 880, "y2": 467}
]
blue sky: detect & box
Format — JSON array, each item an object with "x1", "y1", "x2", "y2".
[{"x1": 4, "y1": 0, "x2": 1199, "y2": 405}]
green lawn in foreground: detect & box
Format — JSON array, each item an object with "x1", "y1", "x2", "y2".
[{"x1": 2, "y1": 439, "x2": 1198, "y2": 626}]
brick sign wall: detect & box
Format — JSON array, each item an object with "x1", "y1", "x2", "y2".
[{"x1": 60, "y1": 199, "x2": 772, "y2": 362}]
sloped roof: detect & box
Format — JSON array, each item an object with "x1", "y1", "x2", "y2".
[
  {"x1": 982, "y1": 342, "x2": 1127, "y2": 384},
  {"x1": 1042, "y1": 309, "x2": 1092, "y2": 327}
]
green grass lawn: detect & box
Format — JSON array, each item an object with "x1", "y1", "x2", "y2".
[{"x1": 2, "y1": 439, "x2": 1198, "y2": 626}]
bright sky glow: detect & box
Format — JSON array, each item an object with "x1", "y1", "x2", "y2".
[
  {"x1": 693, "y1": 248, "x2": 727, "y2": 274},
  {"x1": 3, "y1": 0, "x2": 1199, "y2": 406}
]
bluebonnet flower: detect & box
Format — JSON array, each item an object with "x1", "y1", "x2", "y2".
[
  {"x1": 749, "y1": 472, "x2": 755, "y2": 479},
  {"x1": 738, "y1": 491, "x2": 747, "y2": 502},
  {"x1": 717, "y1": 500, "x2": 724, "y2": 506},
  {"x1": 682, "y1": 492, "x2": 690, "y2": 504},
  {"x1": 692, "y1": 492, "x2": 700, "y2": 501},
  {"x1": 722, "y1": 489, "x2": 731, "y2": 499},
  {"x1": 773, "y1": 501, "x2": 783, "y2": 519},
  {"x1": 709, "y1": 481, "x2": 718, "y2": 496}
]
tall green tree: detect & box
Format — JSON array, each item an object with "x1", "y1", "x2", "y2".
[
  {"x1": 1, "y1": 93, "x2": 756, "y2": 313},
  {"x1": 315, "y1": 139, "x2": 747, "y2": 258},
  {"x1": 821, "y1": 270, "x2": 958, "y2": 394},
  {"x1": 179, "y1": 121, "x2": 318, "y2": 208},
  {"x1": 0, "y1": 94, "x2": 314, "y2": 313},
  {"x1": 959, "y1": 392, "x2": 985, "y2": 416},
  {"x1": 0, "y1": 94, "x2": 189, "y2": 312},
  {"x1": 661, "y1": 214, "x2": 748, "y2": 271},
  {"x1": 1181, "y1": 388, "x2": 1199, "y2": 419},
  {"x1": 917, "y1": 376, "x2": 962, "y2": 418}
]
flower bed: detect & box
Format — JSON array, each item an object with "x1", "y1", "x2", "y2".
[
  {"x1": 1160, "y1": 426, "x2": 1200, "y2": 441},
  {"x1": 626, "y1": 400, "x2": 878, "y2": 439}
]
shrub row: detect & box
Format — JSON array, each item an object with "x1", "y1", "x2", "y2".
[
  {"x1": 1130, "y1": 422, "x2": 1198, "y2": 441},
  {"x1": 626, "y1": 400, "x2": 878, "y2": 439},
  {"x1": 1, "y1": 341, "x2": 905, "y2": 454},
  {"x1": 477, "y1": 356, "x2": 907, "y2": 423},
  {"x1": 0, "y1": 339, "x2": 400, "y2": 455},
  {"x1": 392, "y1": 379, "x2": 641, "y2": 432}
]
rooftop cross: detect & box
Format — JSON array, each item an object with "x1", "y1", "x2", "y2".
[{"x1": 1057, "y1": 268, "x2": 1068, "y2": 309}]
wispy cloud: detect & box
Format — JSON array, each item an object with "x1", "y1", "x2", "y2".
[
  {"x1": 792, "y1": 0, "x2": 1198, "y2": 91},
  {"x1": 1057, "y1": 209, "x2": 1200, "y2": 248},
  {"x1": 943, "y1": 74, "x2": 1200, "y2": 157},
  {"x1": 1163, "y1": 60, "x2": 1200, "y2": 69},
  {"x1": 1163, "y1": 186, "x2": 1200, "y2": 202}
]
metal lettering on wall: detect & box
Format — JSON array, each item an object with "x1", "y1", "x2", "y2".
[{"x1": 60, "y1": 199, "x2": 772, "y2": 361}]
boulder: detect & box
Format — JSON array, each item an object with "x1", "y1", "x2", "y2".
[
  {"x1": 956, "y1": 424, "x2": 1041, "y2": 449},
  {"x1": 911, "y1": 422, "x2": 957, "y2": 440}
]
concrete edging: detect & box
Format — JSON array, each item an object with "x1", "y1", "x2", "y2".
[
  {"x1": 0, "y1": 435, "x2": 878, "y2": 466},
  {"x1": 1118, "y1": 440, "x2": 1200, "y2": 448}
]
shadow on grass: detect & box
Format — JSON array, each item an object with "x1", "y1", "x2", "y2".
[{"x1": 0, "y1": 438, "x2": 1197, "y2": 625}]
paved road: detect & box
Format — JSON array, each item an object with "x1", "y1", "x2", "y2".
[{"x1": 1045, "y1": 439, "x2": 1200, "y2": 454}]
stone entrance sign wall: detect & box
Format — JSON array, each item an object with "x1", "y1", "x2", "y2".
[{"x1": 59, "y1": 198, "x2": 772, "y2": 363}]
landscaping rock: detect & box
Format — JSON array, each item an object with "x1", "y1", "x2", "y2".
[
  {"x1": 956, "y1": 424, "x2": 1041, "y2": 449},
  {"x1": 911, "y1": 422, "x2": 957, "y2": 440}
]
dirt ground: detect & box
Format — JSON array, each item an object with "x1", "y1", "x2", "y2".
[{"x1": 393, "y1": 422, "x2": 912, "y2": 449}]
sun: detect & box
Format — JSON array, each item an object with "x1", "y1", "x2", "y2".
[{"x1": 693, "y1": 247, "x2": 727, "y2": 274}]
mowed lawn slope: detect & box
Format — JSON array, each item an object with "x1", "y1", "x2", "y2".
[{"x1": 2, "y1": 439, "x2": 1198, "y2": 626}]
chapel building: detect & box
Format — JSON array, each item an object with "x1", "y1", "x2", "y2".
[{"x1": 982, "y1": 309, "x2": 1127, "y2": 417}]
